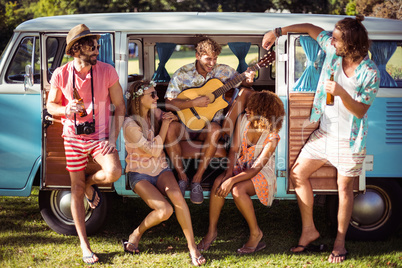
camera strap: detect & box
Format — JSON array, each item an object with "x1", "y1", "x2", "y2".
[{"x1": 73, "y1": 67, "x2": 96, "y2": 124}]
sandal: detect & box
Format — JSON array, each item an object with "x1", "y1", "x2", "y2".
[
  {"x1": 82, "y1": 252, "x2": 99, "y2": 264},
  {"x1": 237, "y1": 241, "x2": 266, "y2": 255},
  {"x1": 121, "y1": 239, "x2": 140, "y2": 255},
  {"x1": 190, "y1": 253, "x2": 206, "y2": 266},
  {"x1": 86, "y1": 185, "x2": 102, "y2": 209},
  {"x1": 197, "y1": 235, "x2": 217, "y2": 252},
  {"x1": 290, "y1": 243, "x2": 327, "y2": 253}
]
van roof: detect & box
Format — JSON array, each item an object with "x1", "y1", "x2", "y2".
[{"x1": 16, "y1": 12, "x2": 402, "y2": 39}]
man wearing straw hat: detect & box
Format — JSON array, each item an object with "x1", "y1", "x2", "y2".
[{"x1": 47, "y1": 24, "x2": 125, "y2": 264}]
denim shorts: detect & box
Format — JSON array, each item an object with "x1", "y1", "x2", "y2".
[{"x1": 128, "y1": 168, "x2": 171, "y2": 190}]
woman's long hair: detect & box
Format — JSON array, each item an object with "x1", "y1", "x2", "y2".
[{"x1": 126, "y1": 80, "x2": 160, "y2": 135}]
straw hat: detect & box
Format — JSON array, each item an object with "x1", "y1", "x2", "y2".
[{"x1": 65, "y1": 24, "x2": 101, "y2": 54}]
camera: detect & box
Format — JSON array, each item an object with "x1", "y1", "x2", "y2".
[{"x1": 75, "y1": 121, "x2": 95, "y2": 135}]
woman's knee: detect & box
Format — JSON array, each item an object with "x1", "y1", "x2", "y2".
[
  {"x1": 157, "y1": 203, "x2": 174, "y2": 221},
  {"x1": 231, "y1": 183, "x2": 247, "y2": 199}
]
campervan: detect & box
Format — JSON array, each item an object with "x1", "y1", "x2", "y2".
[{"x1": 0, "y1": 12, "x2": 401, "y2": 240}]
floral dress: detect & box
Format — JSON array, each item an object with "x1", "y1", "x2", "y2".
[{"x1": 233, "y1": 120, "x2": 279, "y2": 206}]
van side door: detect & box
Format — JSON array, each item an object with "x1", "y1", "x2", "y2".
[{"x1": 0, "y1": 33, "x2": 41, "y2": 196}]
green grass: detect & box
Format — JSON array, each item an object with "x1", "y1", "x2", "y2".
[{"x1": 1, "y1": 187, "x2": 401, "y2": 267}]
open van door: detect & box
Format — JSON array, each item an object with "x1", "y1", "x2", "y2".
[
  {"x1": 38, "y1": 32, "x2": 108, "y2": 235},
  {"x1": 285, "y1": 33, "x2": 365, "y2": 194},
  {"x1": 0, "y1": 34, "x2": 41, "y2": 197}
]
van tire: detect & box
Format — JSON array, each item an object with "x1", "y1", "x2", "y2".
[
  {"x1": 39, "y1": 189, "x2": 107, "y2": 235},
  {"x1": 326, "y1": 178, "x2": 402, "y2": 241}
]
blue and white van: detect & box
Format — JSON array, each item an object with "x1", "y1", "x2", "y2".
[{"x1": 0, "y1": 12, "x2": 401, "y2": 240}]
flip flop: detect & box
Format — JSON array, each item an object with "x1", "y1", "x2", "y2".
[
  {"x1": 86, "y1": 185, "x2": 102, "y2": 209},
  {"x1": 237, "y1": 241, "x2": 266, "y2": 255},
  {"x1": 82, "y1": 252, "x2": 99, "y2": 264},
  {"x1": 197, "y1": 236, "x2": 217, "y2": 252},
  {"x1": 121, "y1": 239, "x2": 140, "y2": 255},
  {"x1": 329, "y1": 251, "x2": 348, "y2": 263},
  {"x1": 189, "y1": 253, "x2": 206, "y2": 266},
  {"x1": 290, "y1": 243, "x2": 327, "y2": 253}
]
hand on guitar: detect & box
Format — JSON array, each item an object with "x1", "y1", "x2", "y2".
[
  {"x1": 192, "y1": 96, "x2": 211, "y2": 108},
  {"x1": 243, "y1": 68, "x2": 256, "y2": 86}
]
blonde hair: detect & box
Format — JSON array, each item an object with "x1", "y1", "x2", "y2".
[{"x1": 195, "y1": 38, "x2": 222, "y2": 57}]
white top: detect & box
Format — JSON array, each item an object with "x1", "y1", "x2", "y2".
[{"x1": 320, "y1": 65, "x2": 356, "y2": 140}]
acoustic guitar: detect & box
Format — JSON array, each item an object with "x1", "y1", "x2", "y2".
[{"x1": 176, "y1": 51, "x2": 275, "y2": 130}]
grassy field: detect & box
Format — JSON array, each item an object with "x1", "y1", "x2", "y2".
[{"x1": 1, "y1": 187, "x2": 401, "y2": 267}]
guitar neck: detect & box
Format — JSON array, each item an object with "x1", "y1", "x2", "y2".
[{"x1": 213, "y1": 64, "x2": 260, "y2": 98}]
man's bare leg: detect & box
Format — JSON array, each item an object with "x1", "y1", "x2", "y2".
[
  {"x1": 70, "y1": 171, "x2": 99, "y2": 264},
  {"x1": 193, "y1": 122, "x2": 221, "y2": 183},
  {"x1": 290, "y1": 156, "x2": 327, "y2": 252},
  {"x1": 328, "y1": 175, "x2": 355, "y2": 263},
  {"x1": 85, "y1": 150, "x2": 122, "y2": 208}
]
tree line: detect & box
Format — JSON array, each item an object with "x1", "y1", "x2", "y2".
[{"x1": 0, "y1": 0, "x2": 400, "y2": 53}]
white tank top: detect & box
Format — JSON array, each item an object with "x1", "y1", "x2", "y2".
[{"x1": 320, "y1": 65, "x2": 357, "y2": 140}]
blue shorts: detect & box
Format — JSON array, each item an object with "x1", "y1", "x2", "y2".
[{"x1": 128, "y1": 168, "x2": 171, "y2": 190}]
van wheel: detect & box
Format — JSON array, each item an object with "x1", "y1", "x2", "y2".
[
  {"x1": 39, "y1": 190, "x2": 107, "y2": 235},
  {"x1": 326, "y1": 178, "x2": 402, "y2": 241}
]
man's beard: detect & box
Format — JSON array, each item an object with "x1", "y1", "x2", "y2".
[{"x1": 82, "y1": 53, "x2": 97, "y2": 65}]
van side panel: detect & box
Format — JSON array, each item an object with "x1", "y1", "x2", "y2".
[
  {"x1": 0, "y1": 94, "x2": 41, "y2": 195},
  {"x1": 366, "y1": 97, "x2": 402, "y2": 178}
]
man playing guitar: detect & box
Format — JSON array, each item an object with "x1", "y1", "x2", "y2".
[{"x1": 164, "y1": 38, "x2": 255, "y2": 204}]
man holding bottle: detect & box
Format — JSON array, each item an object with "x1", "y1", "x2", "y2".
[
  {"x1": 262, "y1": 16, "x2": 380, "y2": 263},
  {"x1": 46, "y1": 24, "x2": 125, "y2": 264}
]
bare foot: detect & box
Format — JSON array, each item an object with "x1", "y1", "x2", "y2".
[
  {"x1": 328, "y1": 239, "x2": 348, "y2": 263},
  {"x1": 197, "y1": 231, "x2": 217, "y2": 251},
  {"x1": 243, "y1": 229, "x2": 263, "y2": 249},
  {"x1": 290, "y1": 227, "x2": 320, "y2": 253},
  {"x1": 190, "y1": 249, "x2": 206, "y2": 266},
  {"x1": 85, "y1": 185, "x2": 101, "y2": 209},
  {"x1": 328, "y1": 250, "x2": 348, "y2": 263}
]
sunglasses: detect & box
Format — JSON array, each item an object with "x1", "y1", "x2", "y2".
[
  {"x1": 144, "y1": 91, "x2": 158, "y2": 99},
  {"x1": 86, "y1": 45, "x2": 101, "y2": 51}
]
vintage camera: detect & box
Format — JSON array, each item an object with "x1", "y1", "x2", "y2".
[{"x1": 74, "y1": 120, "x2": 95, "y2": 135}]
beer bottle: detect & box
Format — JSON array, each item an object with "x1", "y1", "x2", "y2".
[
  {"x1": 73, "y1": 87, "x2": 87, "y2": 117},
  {"x1": 326, "y1": 73, "x2": 335, "y2": 106}
]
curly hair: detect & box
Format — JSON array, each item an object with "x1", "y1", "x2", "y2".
[
  {"x1": 334, "y1": 15, "x2": 370, "y2": 61},
  {"x1": 126, "y1": 80, "x2": 160, "y2": 133},
  {"x1": 195, "y1": 38, "x2": 222, "y2": 57},
  {"x1": 246, "y1": 90, "x2": 285, "y2": 133},
  {"x1": 67, "y1": 36, "x2": 98, "y2": 56}
]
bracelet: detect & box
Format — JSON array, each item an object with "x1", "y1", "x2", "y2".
[{"x1": 273, "y1": 27, "x2": 282, "y2": 38}]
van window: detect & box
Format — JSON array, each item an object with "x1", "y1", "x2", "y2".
[
  {"x1": 128, "y1": 40, "x2": 141, "y2": 76},
  {"x1": 370, "y1": 41, "x2": 402, "y2": 88},
  {"x1": 6, "y1": 37, "x2": 40, "y2": 84},
  {"x1": 156, "y1": 44, "x2": 259, "y2": 79}
]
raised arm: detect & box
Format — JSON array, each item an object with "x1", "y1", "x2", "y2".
[{"x1": 262, "y1": 23, "x2": 324, "y2": 50}]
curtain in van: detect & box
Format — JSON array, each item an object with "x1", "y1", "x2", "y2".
[
  {"x1": 369, "y1": 41, "x2": 398, "y2": 87},
  {"x1": 98, "y1": 33, "x2": 114, "y2": 67},
  {"x1": 293, "y1": 36, "x2": 324, "y2": 92},
  {"x1": 152, "y1": 43, "x2": 176, "y2": 82},
  {"x1": 228, "y1": 42, "x2": 251, "y2": 73}
]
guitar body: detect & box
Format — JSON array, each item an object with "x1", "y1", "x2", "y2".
[{"x1": 176, "y1": 78, "x2": 229, "y2": 130}]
